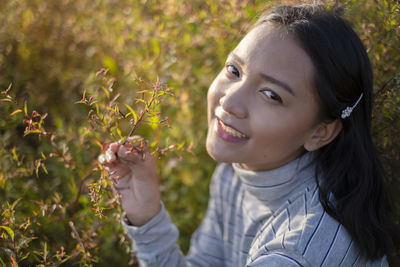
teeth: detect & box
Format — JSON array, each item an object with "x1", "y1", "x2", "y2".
[{"x1": 219, "y1": 120, "x2": 247, "y2": 138}]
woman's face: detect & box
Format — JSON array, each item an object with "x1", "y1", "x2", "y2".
[{"x1": 206, "y1": 23, "x2": 321, "y2": 171}]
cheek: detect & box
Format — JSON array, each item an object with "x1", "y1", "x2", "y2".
[
  {"x1": 207, "y1": 78, "x2": 222, "y2": 118},
  {"x1": 252, "y1": 113, "x2": 311, "y2": 148}
]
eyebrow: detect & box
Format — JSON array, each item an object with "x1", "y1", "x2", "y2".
[
  {"x1": 228, "y1": 53, "x2": 296, "y2": 97},
  {"x1": 259, "y1": 73, "x2": 295, "y2": 96},
  {"x1": 229, "y1": 53, "x2": 245, "y2": 66}
]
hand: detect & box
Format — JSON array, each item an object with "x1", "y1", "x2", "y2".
[{"x1": 98, "y1": 136, "x2": 161, "y2": 226}]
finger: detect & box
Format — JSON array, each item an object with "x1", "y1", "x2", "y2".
[
  {"x1": 121, "y1": 135, "x2": 143, "y2": 145},
  {"x1": 110, "y1": 186, "x2": 129, "y2": 202},
  {"x1": 98, "y1": 159, "x2": 115, "y2": 170},
  {"x1": 107, "y1": 168, "x2": 130, "y2": 190},
  {"x1": 117, "y1": 144, "x2": 143, "y2": 163},
  {"x1": 123, "y1": 136, "x2": 146, "y2": 151},
  {"x1": 105, "y1": 149, "x2": 117, "y2": 164},
  {"x1": 98, "y1": 154, "x2": 106, "y2": 165},
  {"x1": 98, "y1": 141, "x2": 119, "y2": 165},
  {"x1": 109, "y1": 142, "x2": 119, "y2": 154},
  {"x1": 111, "y1": 176, "x2": 131, "y2": 189},
  {"x1": 113, "y1": 183, "x2": 131, "y2": 191},
  {"x1": 107, "y1": 164, "x2": 130, "y2": 179},
  {"x1": 98, "y1": 154, "x2": 117, "y2": 168}
]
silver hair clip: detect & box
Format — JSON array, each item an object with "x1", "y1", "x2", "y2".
[{"x1": 341, "y1": 93, "x2": 363, "y2": 119}]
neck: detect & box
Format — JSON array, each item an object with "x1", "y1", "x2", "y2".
[{"x1": 233, "y1": 151, "x2": 316, "y2": 204}]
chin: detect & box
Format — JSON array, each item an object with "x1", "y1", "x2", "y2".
[
  {"x1": 205, "y1": 139, "x2": 233, "y2": 164},
  {"x1": 205, "y1": 136, "x2": 218, "y2": 161},
  {"x1": 206, "y1": 135, "x2": 224, "y2": 162}
]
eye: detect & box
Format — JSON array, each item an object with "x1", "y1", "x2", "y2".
[
  {"x1": 260, "y1": 89, "x2": 282, "y2": 103},
  {"x1": 226, "y1": 64, "x2": 240, "y2": 78}
]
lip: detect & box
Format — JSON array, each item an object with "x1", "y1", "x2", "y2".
[{"x1": 215, "y1": 117, "x2": 249, "y2": 142}]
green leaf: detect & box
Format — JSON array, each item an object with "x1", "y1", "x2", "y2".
[
  {"x1": 101, "y1": 86, "x2": 110, "y2": 99},
  {"x1": 0, "y1": 226, "x2": 14, "y2": 241},
  {"x1": 116, "y1": 127, "x2": 123, "y2": 139},
  {"x1": 59, "y1": 256, "x2": 71, "y2": 264},
  {"x1": 124, "y1": 103, "x2": 138, "y2": 123},
  {"x1": 0, "y1": 256, "x2": 6, "y2": 267},
  {"x1": 11, "y1": 198, "x2": 22, "y2": 210},
  {"x1": 24, "y1": 100, "x2": 28, "y2": 116},
  {"x1": 19, "y1": 252, "x2": 30, "y2": 262},
  {"x1": 11, "y1": 147, "x2": 18, "y2": 162},
  {"x1": 44, "y1": 241, "x2": 48, "y2": 262},
  {"x1": 5, "y1": 83, "x2": 12, "y2": 94},
  {"x1": 41, "y1": 164, "x2": 48, "y2": 175},
  {"x1": 135, "y1": 98, "x2": 146, "y2": 104},
  {"x1": 95, "y1": 103, "x2": 100, "y2": 116},
  {"x1": 24, "y1": 129, "x2": 41, "y2": 136}
]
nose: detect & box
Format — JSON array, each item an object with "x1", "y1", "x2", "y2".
[{"x1": 219, "y1": 86, "x2": 248, "y2": 119}]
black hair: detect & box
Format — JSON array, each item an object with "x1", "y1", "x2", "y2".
[{"x1": 256, "y1": 3, "x2": 398, "y2": 261}]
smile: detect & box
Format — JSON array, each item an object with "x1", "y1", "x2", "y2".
[{"x1": 216, "y1": 118, "x2": 249, "y2": 141}]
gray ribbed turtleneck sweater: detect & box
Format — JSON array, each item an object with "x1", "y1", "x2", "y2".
[{"x1": 122, "y1": 152, "x2": 388, "y2": 266}]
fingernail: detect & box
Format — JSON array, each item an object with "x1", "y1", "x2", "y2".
[{"x1": 98, "y1": 154, "x2": 105, "y2": 164}]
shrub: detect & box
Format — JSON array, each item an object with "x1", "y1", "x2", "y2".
[{"x1": 0, "y1": 0, "x2": 399, "y2": 265}]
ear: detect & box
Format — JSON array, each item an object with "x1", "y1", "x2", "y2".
[{"x1": 304, "y1": 119, "x2": 343, "y2": 151}]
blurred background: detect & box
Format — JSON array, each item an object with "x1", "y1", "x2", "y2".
[{"x1": 0, "y1": 0, "x2": 399, "y2": 265}]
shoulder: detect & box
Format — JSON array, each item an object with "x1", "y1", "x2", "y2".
[{"x1": 248, "y1": 187, "x2": 388, "y2": 266}]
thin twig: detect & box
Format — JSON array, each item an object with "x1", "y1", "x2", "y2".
[
  {"x1": 374, "y1": 77, "x2": 395, "y2": 96},
  {"x1": 126, "y1": 88, "x2": 158, "y2": 139},
  {"x1": 68, "y1": 221, "x2": 86, "y2": 255},
  {"x1": 71, "y1": 168, "x2": 96, "y2": 218}
]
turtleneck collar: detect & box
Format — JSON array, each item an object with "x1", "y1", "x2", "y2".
[{"x1": 232, "y1": 152, "x2": 317, "y2": 204}]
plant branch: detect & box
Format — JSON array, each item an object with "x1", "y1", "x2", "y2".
[
  {"x1": 71, "y1": 168, "x2": 96, "y2": 218},
  {"x1": 126, "y1": 88, "x2": 158, "y2": 139}
]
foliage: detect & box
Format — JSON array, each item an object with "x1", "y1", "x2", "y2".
[{"x1": 0, "y1": 0, "x2": 399, "y2": 265}]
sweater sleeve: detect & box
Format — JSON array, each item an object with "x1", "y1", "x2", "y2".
[
  {"x1": 121, "y1": 202, "x2": 185, "y2": 266},
  {"x1": 121, "y1": 164, "x2": 227, "y2": 267},
  {"x1": 247, "y1": 253, "x2": 304, "y2": 267}
]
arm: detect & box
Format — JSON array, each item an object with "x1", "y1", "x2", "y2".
[
  {"x1": 121, "y1": 203, "x2": 186, "y2": 266},
  {"x1": 122, "y1": 165, "x2": 226, "y2": 266},
  {"x1": 247, "y1": 253, "x2": 305, "y2": 267},
  {"x1": 122, "y1": 185, "x2": 226, "y2": 267},
  {"x1": 99, "y1": 138, "x2": 225, "y2": 266}
]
